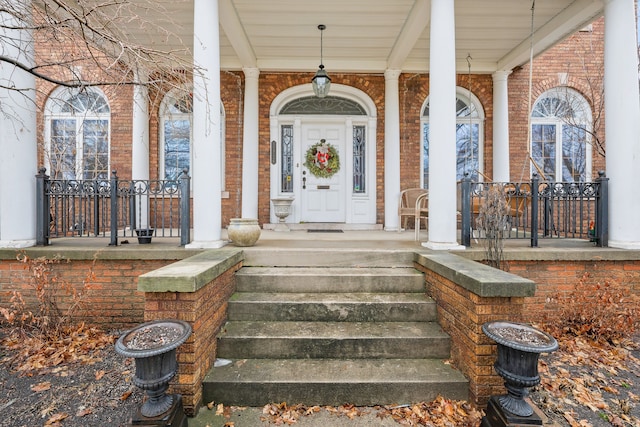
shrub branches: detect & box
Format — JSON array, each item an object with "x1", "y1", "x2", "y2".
[{"x1": 542, "y1": 273, "x2": 639, "y2": 343}]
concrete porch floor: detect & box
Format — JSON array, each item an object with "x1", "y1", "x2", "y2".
[{"x1": 42, "y1": 227, "x2": 608, "y2": 254}]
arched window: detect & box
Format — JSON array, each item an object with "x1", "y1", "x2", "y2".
[
  {"x1": 159, "y1": 88, "x2": 225, "y2": 186},
  {"x1": 44, "y1": 87, "x2": 111, "y2": 180},
  {"x1": 421, "y1": 88, "x2": 484, "y2": 188},
  {"x1": 531, "y1": 87, "x2": 592, "y2": 182}
]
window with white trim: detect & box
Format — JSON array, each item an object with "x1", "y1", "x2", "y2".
[
  {"x1": 159, "y1": 88, "x2": 226, "y2": 186},
  {"x1": 531, "y1": 87, "x2": 592, "y2": 182},
  {"x1": 421, "y1": 88, "x2": 484, "y2": 188},
  {"x1": 45, "y1": 87, "x2": 111, "y2": 180}
]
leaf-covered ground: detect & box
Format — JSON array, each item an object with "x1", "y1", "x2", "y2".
[
  {"x1": 529, "y1": 335, "x2": 640, "y2": 427},
  {"x1": 0, "y1": 326, "x2": 638, "y2": 427},
  {"x1": 0, "y1": 326, "x2": 143, "y2": 427}
]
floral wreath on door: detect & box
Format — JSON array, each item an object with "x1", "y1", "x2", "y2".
[{"x1": 304, "y1": 139, "x2": 340, "y2": 179}]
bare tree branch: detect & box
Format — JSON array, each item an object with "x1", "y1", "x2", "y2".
[{"x1": 1, "y1": 0, "x2": 197, "y2": 95}]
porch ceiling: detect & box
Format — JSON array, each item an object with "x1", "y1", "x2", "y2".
[{"x1": 122, "y1": 0, "x2": 604, "y2": 74}]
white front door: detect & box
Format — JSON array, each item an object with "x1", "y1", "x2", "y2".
[{"x1": 300, "y1": 123, "x2": 346, "y2": 222}]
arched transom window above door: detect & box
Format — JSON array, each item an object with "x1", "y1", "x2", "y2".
[
  {"x1": 421, "y1": 88, "x2": 485, "y2": 188},
  {"x1": 279, "y1": 96, "x2": 367, "y2": 115}
]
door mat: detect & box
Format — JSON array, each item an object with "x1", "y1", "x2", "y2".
[{"x1": 307, "y1": 229, "x2": 343, "y2": 233}]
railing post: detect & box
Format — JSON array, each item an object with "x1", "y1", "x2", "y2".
[
  {"x1": 595, "y1": 171, "x2": 609, "y2": 247},
  {"x1": 543, "y1": 189, "x2": 551, "y2": 237},
  {"x1": 461, "y1": 173, "x2": 471, "y2": 247},
  {"x1": 36, "y1": 167, "x2": 50, "y2": 246},
  {"x1": 93, "y1": 181, "x2": 100, "y2": 237},
  {"x1": 179, "y1": 168, "x2": 191, "y2": 246},
  {"x1": 530, "y1": 173, "x2": 539, "y2": 247},
  {"x1": 109, "y1": 171, "x2": 118, "y2": 246},
  {"x1": 129, "y1": 181, "x2": 137, "y2": 232}
]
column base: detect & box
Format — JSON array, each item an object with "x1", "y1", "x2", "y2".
[
  {"x1": 0, "y1": 239, "x2": 37, "y2": 248},
  {"x1": 608, "y1": 240, "x2": 640, "y2": 250},
  {"x1": 422, "y1": 241, "x2": 466, "y2": 250},
  {"x1": 185, "y1": 240, "x2": 227, "y2": 249}
]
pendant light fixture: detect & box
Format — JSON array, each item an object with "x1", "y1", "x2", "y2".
[{"x1": 311, "y1": 24, "x2": 331, "y2": 98}]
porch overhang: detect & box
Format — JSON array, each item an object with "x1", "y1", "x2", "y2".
[{"x1": 96, "y1": 0, "x2": 604, "y2": 74}]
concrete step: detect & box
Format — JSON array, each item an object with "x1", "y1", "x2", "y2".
[
  {"x1": 228, "y1": 292, "x2": 437, "y2": 322},
  {"x1": 235, "y1": 267, "x2": 425, "y2": 293},
  {"x1": 216, "y1": 321, "x2": 451, "y2": 359},
  {"x1": 204, "y1": 258, "x2": 469, "y2": 407},
  {"x1": 241, "y1": 248, "x2": 416, "y2": 267},
  {"x1": 203, "y1": 358, "x2": 469, "y2": 406}
]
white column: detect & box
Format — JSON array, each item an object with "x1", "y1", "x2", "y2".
[
  {"x1": 132, "y1": 71, "x2": 150, "y2": 229},
  {"x1": 0, "y1": 2, "x2": 37, "y2": 248},
  {"x1": 187, "y1": 0, "x2": 224, "y2": 248},
  {"x1": 604, "y1": 0, "x2": 640, "y2": 249},
  {"x1": 241, "y1": 67, "x2": 260, "y2": 219},
  {"x1": 384, "y1": 69, "x2": 402, "y2": 231},
  {"x1": 424, "y1": 0, "x2": 464, "y2": 250},
  {"x1": 492, "y1": 70, "x2": 511, "y2": 182}
]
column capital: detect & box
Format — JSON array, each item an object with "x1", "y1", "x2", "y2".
[
  {"x1": 242, "y1": 67, "x2": 260, "y2": 79},
  {"x1": 492, "y1": 70, "x2": 512, "y2": 82},
  {"x1": 384, "y1": 69, "x2": 402, "y2": 80}
]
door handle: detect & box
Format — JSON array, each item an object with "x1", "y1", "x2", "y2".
[{"x1": 302, "y1": 176, "x2": 306, "y2": 189}]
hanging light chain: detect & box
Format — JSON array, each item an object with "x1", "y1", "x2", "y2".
[{"x1": 319, "y1": 24, "x2": 326, "y2": 67}]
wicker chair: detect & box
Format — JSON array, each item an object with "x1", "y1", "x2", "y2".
[{"x1": 398, "y1": 188, "x2": 429, "y2": 239}]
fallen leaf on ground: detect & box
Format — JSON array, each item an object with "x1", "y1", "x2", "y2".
[
  {"x1": 44, "y1": 412, "x2": 68, "y2": 426},
  {"x1": 76, "y1": 407, "x2": 93, "y2": 417},
  {"x1": 31, "y1": 381, "x2": 51, "y2": 392},
  {"x1": 216, "y1": 403, "x2": 225, "y2": 416}
]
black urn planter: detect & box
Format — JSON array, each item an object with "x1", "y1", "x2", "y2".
[
  {"x1": 135, "y1": 228, "x2": 155, "y2": 244},
  {"x1": 116, "y1": 320, "x2": 191, "y2": 426},
  {"x1": 482, "y1": 321, "x2": 558, "y2": 425}
]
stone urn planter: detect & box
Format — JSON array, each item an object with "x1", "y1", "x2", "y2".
[
  {"x1": 271, "y1": 197, "x2": 294, "y2": 231},
  {"x1": 227, "y1": 218, "x2": 261, "y2": 246},
  {"x1": 482, "y1": 321, "x2": 558, "y2": 425},
  {"x1": 115, "y1": 319, "x2": 191, "y2": 426},
  {"x1": 135, "y1": 228, "x2": 154, "y2": 244}
]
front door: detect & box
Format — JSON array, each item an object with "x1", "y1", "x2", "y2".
[{"x1": 300, "y1": 123, "x2": 346, "y2": 222}]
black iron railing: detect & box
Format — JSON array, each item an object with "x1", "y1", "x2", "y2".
[
  {"x1": 459, "y1": 172, "x2": 609, "y2": 247},
  {"x1": 36, "y1": 168, "x2": 191, "y2": 246}
]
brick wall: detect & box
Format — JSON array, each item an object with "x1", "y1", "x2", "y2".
[
  {"x1": 0, "y1": 253, "x2": 178, "y2": 329},
  {"x1": 416, "y1": 263, "x2": 527, "y2": 407},
  {"x1": 511, "y1": 259, "x2": 640, "y2": 324},
  {"x1": 143, "y1": 262, "x2": 241, "y2": 415},
  {"x1": 418, "y1": 254, "x2": 640, "y2": 408}
]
